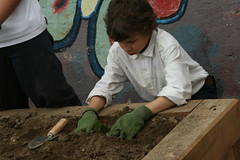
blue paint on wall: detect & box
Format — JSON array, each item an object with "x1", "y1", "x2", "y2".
[
  {"x1": 171, "y1": 24, "x2": 218, "y2": 58},
  {"x1": 171, "y1": 25, "x2": 202, "y2": 56},
  {"x1": 86, "y1": 2, "x2": 105, "y2": 78},
  {"x1": 53, "y1": 0, "x2": 82, "y2": 51}
]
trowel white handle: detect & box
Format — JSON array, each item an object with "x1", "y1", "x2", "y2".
[{"x1": 48, "y1": 118, "x2": 68, "y2": 136}]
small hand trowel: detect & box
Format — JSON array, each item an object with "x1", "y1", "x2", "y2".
[{"x1": 28, "y1": 118, "x2": 68, "y2": 149}]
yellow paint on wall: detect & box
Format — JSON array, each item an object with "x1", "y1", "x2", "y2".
[{"x1": 81, "y1": 0, "x2": 98, "y2": 17}]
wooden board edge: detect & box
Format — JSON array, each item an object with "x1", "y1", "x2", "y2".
[{"x1": 179, "y1": 99, "x2": 240, "y2": 160}]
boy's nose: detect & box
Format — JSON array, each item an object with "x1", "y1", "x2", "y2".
[{"x1": 122, "y1": 44, "x2": 131, "y2": 52}]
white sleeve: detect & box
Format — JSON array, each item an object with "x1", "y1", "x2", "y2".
[
  {"x1": 158, "y1": 45, "x2": 192, "y2": 106},
  {"x1": 85, "y1": 48, "x2": 128, "y2": 107}
]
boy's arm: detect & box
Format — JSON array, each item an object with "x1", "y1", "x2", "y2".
[
  {"x1": 88, "y1": 96, "x2": 106, "y2": 111},
  {"x1": 106, "y1": 96, "x2": 176, "y2": 139},
  {"x1": 87, "y1": 95, "x2": 174, "y2": 114},
  {"x1": 146, "y1": 96, "x2": 176, "y2": 114},
  {"x1": 0, "y1": 0, "x2": 21, "y2": 25}
]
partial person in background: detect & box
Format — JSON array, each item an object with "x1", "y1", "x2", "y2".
[
  {"x1": 71, "y1": 0, "x2": 218, "y2": 138},
  {"x1": 0, "y1": 0, "x2": 81, "y2": 110}
]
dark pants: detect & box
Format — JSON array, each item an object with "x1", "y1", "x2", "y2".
[
  {"x1": 0, "y1": 30, "x2": 81, "y2": 110},
  {"x1": 191, "y1": 75, "x2": 218, "y2": 100}
]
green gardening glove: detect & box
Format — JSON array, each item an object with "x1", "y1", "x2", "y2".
[
  {"x1": 106, "y1": 105, "x2": 154, "y2": 139},
  {"x1": 69, "y1": 107, "x2": 98, "y2": 135}
]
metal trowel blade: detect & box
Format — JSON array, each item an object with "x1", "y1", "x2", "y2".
[
  {"x1": 28, "y1": 135, "x2": 58, "y2": 149},
  {"x1": 28, "y1": 118, "x2": 68, "y2": 149}
]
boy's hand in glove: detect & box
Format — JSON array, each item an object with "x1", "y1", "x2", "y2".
[
  {"x1": 106, "y1": 105, "x2": 154, "y2": 139},
  {"x1": 69, "y1": 107, "x2": 98, "y2": 135}
]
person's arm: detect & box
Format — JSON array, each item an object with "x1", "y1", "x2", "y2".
[
  {"x1": 71, "y1": 45, "x2": 126, "y2": 135},
  {"x1": 146, "y1": 96, "x2": 176, "y2": 114},
  {"x1": 88, "y1": 96, "x2": 106, "y2": 111},
  {"x1": 69, "y1": 96, "x2": 106, "y2": 135},
  {"x1": 87, "y1": 95, "x2": 176, "y2": 114},
  {"x1": 106, "y1": 96, "x2": 176, "y2": 139},
  {"x1": 0, "y1": 0, "x2": 21, "y2": 25}
]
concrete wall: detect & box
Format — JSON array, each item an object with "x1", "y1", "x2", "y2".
[{"x1": 39, "y1": 0, "x2": 240, "y2": 105}]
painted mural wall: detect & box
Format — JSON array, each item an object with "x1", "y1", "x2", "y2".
[{"x1": 39, "y1": 0, "x2": 240, "y2": 105}]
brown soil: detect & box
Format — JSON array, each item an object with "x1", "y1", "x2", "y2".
[{"x1": 0, "y1": 106, "x2": 184, "y2": 160}]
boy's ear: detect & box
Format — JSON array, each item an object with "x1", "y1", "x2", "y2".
[{"x1": 109, "y1": 38, "x2": 115, "y2": 45}]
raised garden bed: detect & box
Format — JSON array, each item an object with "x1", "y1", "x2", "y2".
[{"x1": 0, "y1": 99, "x2": 239, "y2": 160}]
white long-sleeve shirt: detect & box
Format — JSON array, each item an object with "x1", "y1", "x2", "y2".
[
  {"x1": 86, "y1": 28, "x2": 208, "y2": 107},
  {"x1": 0, "y1": 0, "x2": 47, "y2": 48}
]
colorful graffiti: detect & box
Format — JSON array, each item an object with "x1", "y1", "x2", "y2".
[
  {"x1": 39, "y1": 0, "x2": 188, "y2": 78},
  {"x1": 39, "y1": 0, "x2": 81, "y2": 50}
]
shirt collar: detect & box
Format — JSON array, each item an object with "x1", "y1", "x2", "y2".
[{"x1": 129, "y1": 29, "x2": 157, "y2": 60}]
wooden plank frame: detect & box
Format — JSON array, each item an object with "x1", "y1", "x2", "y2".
[
  {"x1": 0, "y1": 99, "x2": 239, "y2": 159},
  {"x1": 142, "y1": 99, "x2": 240, "y2": 160}
]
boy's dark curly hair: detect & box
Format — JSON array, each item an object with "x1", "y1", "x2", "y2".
[{"x1": 104, "y1": 0, "x2": 158, "y2": 42}]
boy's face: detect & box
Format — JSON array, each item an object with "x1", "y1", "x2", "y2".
[{"x1": 118, "y1": 33, "x2": 151, "y2": 56}]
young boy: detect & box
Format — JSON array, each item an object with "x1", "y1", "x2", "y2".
[
  {"x1": 0, "y1": 0, "x2": 81, "y2": 110},
  {"x1": 72, "y1": 0, "x2": 217, "y2": 138}
]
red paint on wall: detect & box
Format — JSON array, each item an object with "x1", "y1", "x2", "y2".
[
  {"x1": 147, "y1": 0, "x2": 181, "y2": 18},
  {"x1": 52, "y1": 0, "x2": 69, "y2": 14}
]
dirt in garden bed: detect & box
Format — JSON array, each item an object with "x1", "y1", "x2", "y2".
[{"x1": 0, "y1": 106, "x2": 184, "y2": 160}]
